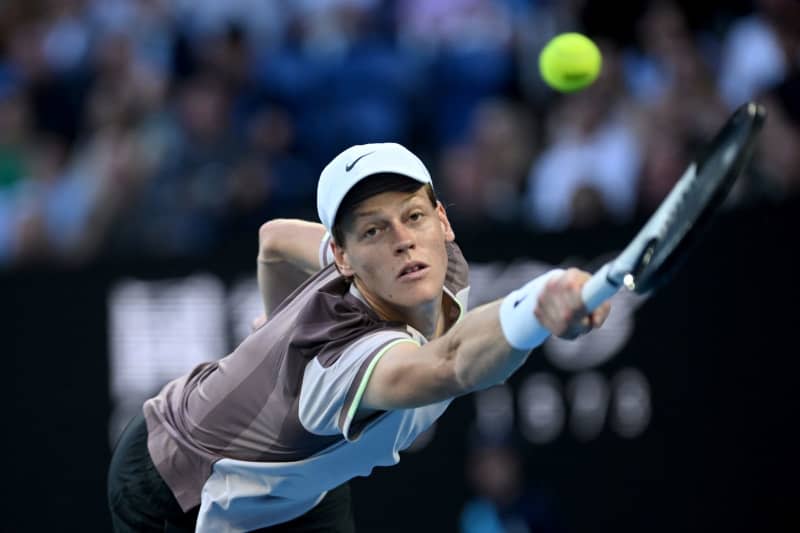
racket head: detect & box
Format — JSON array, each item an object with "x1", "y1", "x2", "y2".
[{"x1": 628, "y1": 101, "x2": 767, "y2": 293}]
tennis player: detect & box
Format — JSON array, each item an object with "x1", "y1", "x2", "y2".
[{"x1": 107, "y1": 142, "x2": 611, "y2": 532}]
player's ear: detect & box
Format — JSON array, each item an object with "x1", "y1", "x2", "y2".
[
  {"x1": 436, "y1": 201, "x2": 455, "y2": 242},
  {"x1": 332, "y1": 240, "x2": 355, "y2": 277}
]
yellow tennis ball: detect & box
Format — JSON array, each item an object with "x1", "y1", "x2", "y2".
[{"x1": 539, "y1": 33, "x2": 602, "y2": 93}]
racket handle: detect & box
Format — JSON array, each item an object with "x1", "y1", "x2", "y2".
[{"x1": 582, "y1": 263, "x2": 621, "y2": 312}]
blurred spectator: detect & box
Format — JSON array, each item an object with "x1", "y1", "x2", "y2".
[
  {"x1": 755, "y1": 69, "x2": 800, "y2": 199},
  {"x1": 39, "y1": 0, "x2": 91, "y2": 75},
  {"x1": 290, "y1": 0, "x2": 382, "y2": 57},
  {"x1": 110, "y1": 74, "x2": 242, "y2": 257},
  {"x1": 0, "y1": 83, "x2": 31, "y2": 193},
  {"x1": 172, "y1": 0, "x2": 289, "y2": 52},
  {"x1": 60, "y1": 28, "x2": 168, "y2": 263},
  {"x1": 717, "y1": 0, "x2": 800, "y2": 110},
  {"x1": 633, "y1": 110, "x2": 690, "y2": 217},
  {"x1": 396, "y1": 0, "x2": 516, "y2": 147},
  {"x1": 87, "y1": 0, "x2": 174, "y2": 75},
  {"x1": 12, "y1": 135, "x2": 93, "y2": 263},
  {"x1": 256, "y1": 1, "x2": 423, "y2": 171},
  {"x1": 224, "y1": 103, "x2": 317, "y2": 234},
  {"x1": 439, "y1": 98, "x2": 536, "y2": 225},
  {"x1": 524, "y1": 40, "x2": 642, "y2": 232},
  {"x1": 633, "y1": 0, "x2": 730, "y2": 137},
  {"x1": 324, "y1": 4, "x2": 422, "y2": 152},
  {"x1": 625, "y1": 0, "x2": 729, "y2": 214},
  {"x1": 460, "y1": 429, "x2": 566, "y2": 533}
]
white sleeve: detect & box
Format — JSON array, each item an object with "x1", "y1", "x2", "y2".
[{"x1": 298, "y1": 330, "x2": 419, "y2": 441}]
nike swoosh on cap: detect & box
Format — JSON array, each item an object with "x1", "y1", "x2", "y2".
[{"x1": 345, "y1": 151, "x2": 375, "y2": 172}]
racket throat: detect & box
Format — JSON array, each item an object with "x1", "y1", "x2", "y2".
[
  {"x1": 607, "y1": 237, "x2": 659, "y2": 291},
  {"x1": 625, "y1": 238, "x2": 659, "y2": 291}
]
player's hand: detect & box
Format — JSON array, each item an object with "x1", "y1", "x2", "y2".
[{"x1": 534, "y1": 268, "x2": 611, "y2": 340}]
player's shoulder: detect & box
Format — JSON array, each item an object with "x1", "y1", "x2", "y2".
[
  {"x1": 445, "y1": 240, "x2": 469, "y2": 293},
  {"x1": 287, "y1": 268, "x2": 408, "y2": 360}
]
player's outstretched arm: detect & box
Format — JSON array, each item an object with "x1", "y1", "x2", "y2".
[
  {"x1": 361, "y1": 268, "x2": 611, "y2": 410},
  {"x1": 257, "y1": 219, "x2": 327, "y2": 314}
]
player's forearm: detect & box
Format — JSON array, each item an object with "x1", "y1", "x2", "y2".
[
  {"x1": 441, "y1": 269, "x2": 567, "y2": 394},
  {"x1": 257, "y1": 219, "x2": 327, "y2": 313},
  {"x1": 444, "y1": 300, "x2": 533, "y2": 394},
  {"x1": 256, "y1": 260, "x2": 309, "y2": 314}
]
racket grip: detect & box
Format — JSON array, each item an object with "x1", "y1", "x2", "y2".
[{"x1": 582, "y1": 263, "x2": 621, "y2": 312}]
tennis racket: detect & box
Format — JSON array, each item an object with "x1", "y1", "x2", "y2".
[{"x1": 581, "y1": 101, "x2": 767, "y2": 311}]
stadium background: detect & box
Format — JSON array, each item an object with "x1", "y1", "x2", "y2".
[{"x1": 2, "y1": 0, "x2": 798, "y2": 531}]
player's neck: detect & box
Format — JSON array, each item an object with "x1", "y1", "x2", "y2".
[
  {"x1": 354, "y1": 280, "x2": 442, "y2": 339},
  {"x1": 410, "y1": 297, "x2": 443, "y2": 340},
  {"x1": 389, "y1": 300, "x2": 442, "y2": 340}
]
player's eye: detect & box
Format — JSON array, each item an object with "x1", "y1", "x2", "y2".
[
  {"x1": 362, "y1": 227, "x2": 379, "y2": 239},
  {"x1": 408, "y1": 211, "x2": 424, "y2": 222}
]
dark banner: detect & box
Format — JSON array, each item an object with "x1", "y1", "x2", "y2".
[{"x1": 4, "y1": 198, "x2": 799, "y2": 532}]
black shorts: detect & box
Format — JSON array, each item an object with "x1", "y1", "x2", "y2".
[{"x1": 107, "y1": 412, "x2": 356, "y2": 532}]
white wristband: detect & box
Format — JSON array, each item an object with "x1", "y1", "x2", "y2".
[{"x1": 499, "y1": 269, "x2": 564, "y2": 350}]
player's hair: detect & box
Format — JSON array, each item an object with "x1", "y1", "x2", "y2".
[{"x1": 332, "y1": 173, "x2": 437, "y2": 246}]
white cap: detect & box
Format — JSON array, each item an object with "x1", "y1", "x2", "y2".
[{"x1": 317, "y1": 142, "x2": 433, "y2": 232}]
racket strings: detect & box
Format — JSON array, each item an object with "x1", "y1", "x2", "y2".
[{"x1": 634, "y1": 104, "x2": 765, "y2": 292}]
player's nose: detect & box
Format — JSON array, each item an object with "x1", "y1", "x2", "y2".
[{"x1": 392, "y1": 223, "x2": 415, "y2": 255}]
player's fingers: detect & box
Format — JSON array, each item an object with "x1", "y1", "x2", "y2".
[
  {"x1": 539, "y1": 287, "x2": 581, "y2": 334},
  {"x1": 539, "y1": 269, "x2": 595, "y2": 337},
  {"x1": 560, "y1": 268, "x2": 591, "y2": 309},
  {"x1": 535, "y1": 296, "x2": 577, "y2": 338},
  {"x1": 536, "y1": 298, "x2": 590, "y2": 339},
  {"x1": 562, "y1": 267, "x2": 591, "y2": 287},
  {"x1": 552, "y1": 312, "x2": 592, "y2": 340},
  {"x1": 589, "y1": 302, "x2": 611, "y2": 328},
  {"x1": 534, "y1": 303, "x2": 563, "y2": 336}
]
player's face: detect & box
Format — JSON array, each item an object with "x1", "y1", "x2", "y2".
[{"x1": 334, "y1": 188, "x2": 455, "y2": 314}]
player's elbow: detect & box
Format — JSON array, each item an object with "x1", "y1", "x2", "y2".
[
  {"x1": 397, "y1": 364, "x2": 463, "y2": 409},
  {"x1": 371, "y1": 355, "x2": 463, "y2": 410},
  {"x1": 258, "y1": 219, "x2": 292, "y2": 261}
]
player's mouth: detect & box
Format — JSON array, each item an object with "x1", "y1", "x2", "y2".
[{"x1": 398, "y1": 261, "x2": 429, "y2": 281}]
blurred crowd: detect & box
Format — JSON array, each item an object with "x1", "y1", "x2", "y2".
[{"x1": 0, "y1": 0, "x2": 798, "y2": 267}]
